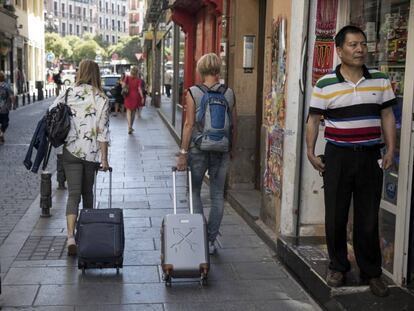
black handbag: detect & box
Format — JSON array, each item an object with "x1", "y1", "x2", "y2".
[{"x1": 45, "y1": 89, "x2": 72, "y2": 148}]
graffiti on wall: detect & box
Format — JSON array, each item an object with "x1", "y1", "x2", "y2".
[{"x1": 264, "y1": 17, "x2": 287, "y2": 196}]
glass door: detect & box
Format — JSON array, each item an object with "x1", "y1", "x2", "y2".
[{"x1": 348, "y1": 0, "x2": 412, "y2": 283}]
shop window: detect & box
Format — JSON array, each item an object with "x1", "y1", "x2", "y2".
[{"x1": 350, "y1": 0, "x2": 410, "y2": 206}]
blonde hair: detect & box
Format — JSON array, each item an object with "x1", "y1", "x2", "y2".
[
  {"x1": 75, "y1": 60, "x2": 102, "y2": 92},
  {"x1": 0, "y1": 71, "x2": 5, "y2": 82},
  {"x1": 130, "y1": 66, "x2": 139, "y2": 78},
  {"x1": 197, "y1": 53, "x2": 221, "y2": 78}
]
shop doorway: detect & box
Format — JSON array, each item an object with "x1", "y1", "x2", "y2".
[{"x1": 255, "y1": 0, "x2": 266, "y2": 189}]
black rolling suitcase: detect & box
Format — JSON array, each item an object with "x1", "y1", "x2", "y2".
[
  {"x1": 161, "y1": 167, "x2": 210, "y2": 287},
  {"x1": 76, "y1": 167, "x2": 125, "y2": 274}
]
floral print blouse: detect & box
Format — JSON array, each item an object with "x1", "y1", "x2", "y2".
[{"x1": 51, "y1": 84, "x2": 110, "y2": 163}]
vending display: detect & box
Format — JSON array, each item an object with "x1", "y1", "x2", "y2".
[
  {"x1": 350, "y1": 0, "x2": 410, "y2": 206},
  {"x1": 349, "y1": 0, "x2": 410, "y2": 275}
]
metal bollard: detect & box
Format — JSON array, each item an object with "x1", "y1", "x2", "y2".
[
  {"x1": 40, "y1": 172, "x2": 52, "y2": 217},
  {"x1": 22, "y1": 93, "x2": 26, "y2": 105},
  {"x1": 27, "y1": 92, "x2": 30, "y2": 104},
  {"x1": 49, "y1": 89, "x2": 51, "y2": 97},
  {"x1": 33, "y1": 92, "x2": 36, "y2": 102}
]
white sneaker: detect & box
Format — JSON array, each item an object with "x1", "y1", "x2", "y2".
[{"x1": 209, "y1": 241, "x2": 217, "y2": 255}]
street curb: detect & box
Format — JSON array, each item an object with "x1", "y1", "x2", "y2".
[
  {"x1": 156, "y1": 108, "x2": 180, "y2": 145},
  {"x1": 0, "y1": 170, "x2": 59, "y2": 279}
]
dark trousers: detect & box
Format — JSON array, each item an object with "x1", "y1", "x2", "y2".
[
  {"x1": 0, "y1": 113, "x2": 9, "y2": 132},
  {"x1": 62, "y1": 148, "x2": 98, "y2": 216},
  {"x1": 323, "y1": 143, "x2": 383, "y2": 278},
  {"x1": 165, "y1": 84, "x2": 171, "y2": 97}
]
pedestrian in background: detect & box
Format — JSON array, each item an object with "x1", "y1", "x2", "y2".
[
  {"x1": 51, "y1": 60, "x2": 110, "y2": 256},
  {"x1": 53, "y1": 70, "x2": 63, "y2": 96},
  {"x1": 164, "y1": 70, "x2": 173, "y2": 98},
  {"x1": 140, "y1": 73, "x2": 147, "y2": 106},
  {"x1": 176, "y1": 53, "x2": 238, "y2": 255},
  {"x1": 122, "y1": 66, "x2": 144, "y2": 134},
  {"x1": 0, "y1": 71, "x2": 14, "y2": 145},
  {"x1": 306, "y1": 25, "x2": 396, "y2": 297},
  {"x1": 112, "y1": 73, "x2": 125, "y2": 116}
]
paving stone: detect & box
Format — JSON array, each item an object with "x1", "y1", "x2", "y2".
[
  {"x1": 0, "y1": 285, "x2": 39, "y2": 307},
  {"x1": 124, "y1": 218, "x2": 151, "y2": 228},
  {"x1": 75, "y1": 305, "x2": 163, "y2": 311},
  {"x1": 125, "y1": 238, "x2": 155, "y2": 251},
  {"x1": 123, "y1": 251, "x2": 161, "y2": 266},
  {"x1": 164, "y1": 300, "x2": 316, "y2": 311}
]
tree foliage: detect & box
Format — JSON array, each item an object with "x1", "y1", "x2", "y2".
[
  {"x1": 72, "y1": 40, "x2": 105, "y2": 64},
  {"x1": 45, "y1": 33, "x2": 71, "y2": 59},
  {"x1": 45, "y1": 31, "x2": 141, "y2": 65}
]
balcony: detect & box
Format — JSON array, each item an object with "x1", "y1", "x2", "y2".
[{"x1": 0, "y1": 6, "x2": 18, "y2": 36}]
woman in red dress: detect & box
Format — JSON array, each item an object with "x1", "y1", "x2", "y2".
[{"x1": 122, "y1": 66, "x2": 144, "y2": 134}]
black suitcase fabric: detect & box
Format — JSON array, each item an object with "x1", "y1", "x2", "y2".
[{"x1": 76, "y1": 168, "x2": 125, "y2": 272}]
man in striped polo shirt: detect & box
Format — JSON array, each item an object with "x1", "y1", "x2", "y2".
[{"x1": 306, "y1": 25, "x2": 396, "y2": 297}]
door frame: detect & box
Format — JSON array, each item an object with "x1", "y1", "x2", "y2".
[{"x1": 396, "y1": 0, "x2": 414, "y2": 286}]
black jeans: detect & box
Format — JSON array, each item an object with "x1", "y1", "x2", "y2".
[
  {"x1": 323, "y1": 143, "x2": 383, "y2": 278},
  {"x1": 0, "y1": 112, "x2": 9, "y2": 132}
]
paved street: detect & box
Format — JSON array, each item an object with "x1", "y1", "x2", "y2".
[
  {"x1": 0, "y1": 98, "x2": 56, "y2": 246},
  {"x1": 0, "y1": 105, "x2": 320, "y2": 310}
]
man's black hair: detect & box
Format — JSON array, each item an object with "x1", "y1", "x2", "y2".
[{"x1": 335, "y1": 25, "x2": 367, "y2": 47}]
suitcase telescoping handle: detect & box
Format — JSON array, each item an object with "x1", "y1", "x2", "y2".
[
  {"x1": 94, "y1": 166, "x2": 113, "y2": 209},
  {"x1": 172, "y1": 167, "x2": 193, "y2": 215}
]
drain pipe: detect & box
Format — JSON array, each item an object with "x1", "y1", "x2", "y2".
[{"x1": 294, "y1": 0, "x2": 311, "y2": 238}]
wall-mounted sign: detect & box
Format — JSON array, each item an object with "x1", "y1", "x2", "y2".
[{"x1": 243, "y1": 35, "x2": 255, "y2": 73}]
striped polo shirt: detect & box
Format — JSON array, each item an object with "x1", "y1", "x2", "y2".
[{"x1": 309, "y1": 64, "x2": 396, "y2": 147}]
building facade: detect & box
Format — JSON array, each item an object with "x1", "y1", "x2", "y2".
[
  {"x1": 129, "y1": 0, "x2": 144, "y2": 36},
  {"x1": 44, "y1": 0, "x2": 129, "y2": 44},
  {"x1": 0, "y1": 4, "x2": 18, "y2": 86},
  {"x1": 97, "y1": 0, "x2": 129, "y2": 44},
  {"x1": 145, "y1": 0, "x2": 414, "y2": 290},
  {"x1": 0, "y1": 1, "x2": 44, "y2": 95}
]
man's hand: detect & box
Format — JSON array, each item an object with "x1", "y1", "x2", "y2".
[
  {"x1": 382, "y1": 151, "x2": 394, "y2": 170},
  {"x1": 176, "y1": 153, "x2": 187, "y2": 171},
  {"x1": 307, "y1": 153, "x2": 325, "y2": 173}
]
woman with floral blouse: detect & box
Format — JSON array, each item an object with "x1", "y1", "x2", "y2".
[{"x1": 51, "y1": 60, "x2": 110, "y2": 256}]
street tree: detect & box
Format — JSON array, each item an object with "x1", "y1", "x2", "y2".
[
  {"x1": 72, "y1": 40, "x2": 106, "y2": 64},
  {"x1": 108, "y1": 36, "x2": 142, "y2": 64},
  {"x1": 45, "y1": 32, "x2": 72, "y2": 60}
]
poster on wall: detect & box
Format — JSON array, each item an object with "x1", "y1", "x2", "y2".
[
  {"x1": 264, "y1": 16, "x2": 287, "y2": 195},
  {"x1": 264, "y1": 127, "x2": 284, "y2": 197},
  {"x1": 312, "y1": 0, "x2": 338, "y2": 86}
]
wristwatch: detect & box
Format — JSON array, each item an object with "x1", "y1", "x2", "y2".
[{"x1": 179, "y1": 148, "x2": 188, "y2": 155}]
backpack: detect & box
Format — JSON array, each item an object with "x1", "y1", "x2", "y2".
[
  {"x1": 193, "y1": 84, "x2": 232, "y2": 152},
  {"x1": 45, "y1": 88, "x2": 73, "y2": 147},
  {"x1": 0, "y1": 83, "x2": 11, "y2": 113}
]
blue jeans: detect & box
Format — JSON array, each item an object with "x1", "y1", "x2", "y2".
[{"x1": 189, "y1": 149, "x2": 230, "y2": 242}]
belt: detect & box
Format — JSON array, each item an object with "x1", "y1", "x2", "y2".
[{"x1": 327, "y1": 142, "x2": 384, "y2": 151}]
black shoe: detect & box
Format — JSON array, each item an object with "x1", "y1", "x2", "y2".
[
  {"x1": 369, "y1": 277, "x2": 389, "y2": 297},
  {"x1": 326, "y1": 269, "x2": 345, "y2": 287},
  {"x1": 57, "y1": 182, "x2": 66, "y2": 190}
]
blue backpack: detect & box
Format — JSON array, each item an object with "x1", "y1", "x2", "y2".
[{"x1": 193, "y1": 84, "x2": 231, "y2": 152}]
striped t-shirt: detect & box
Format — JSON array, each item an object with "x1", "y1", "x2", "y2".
[{"x1": 309, "y1": 64, "x2": 396, "y2": 147}]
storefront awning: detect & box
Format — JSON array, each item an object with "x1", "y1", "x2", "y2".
[
  {"x1": 0, "y1": 8, "x2": 18, "y2": 37},
  {"x1": 143, "y1": 30, "x2": 165, "y2": 41}
]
